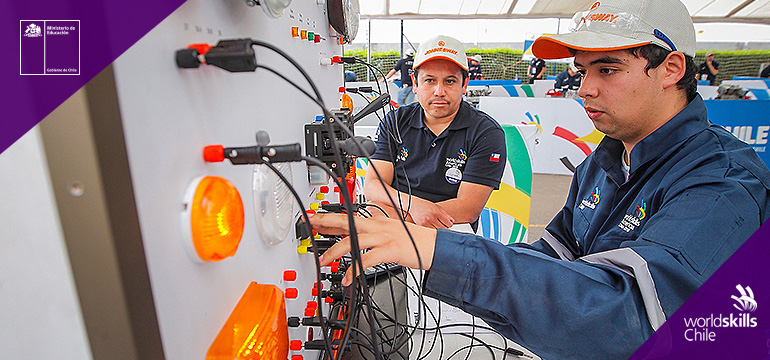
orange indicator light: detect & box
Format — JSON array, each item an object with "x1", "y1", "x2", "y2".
[
  {"x1": 206, "y1": 282, "x2": 289, "y2": 359},
  {"x1": 183, "y1": 176, "x2": 244, "y2": 262}
]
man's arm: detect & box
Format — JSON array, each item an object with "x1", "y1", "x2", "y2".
[
  {"x1": 537, "y1": 63, "x2": 546, "y2": 79},
  {"x1": 436, "y1": 182, "x2": 493, "y2": 224},
  {"x1": 707, "y1": 59, "x2": 719, "y2": 75},
  {"x1": 364, "y1": 159, "x2": 454, "y2": 228},
  {"x1": 378, "y1": 69, "x2": 397, "y2": 82}
]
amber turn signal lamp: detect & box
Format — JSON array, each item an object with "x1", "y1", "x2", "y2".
[
  {"x1": 182, "y1": 176, "x2": 244, "y2": 262},
  {"x1": 207, "y1": 282, "x2": 289, "y2": 359}
]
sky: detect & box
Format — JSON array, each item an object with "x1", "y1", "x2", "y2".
[{"x1": 351, "y1": 18, "x2": 770, "y2": 46}]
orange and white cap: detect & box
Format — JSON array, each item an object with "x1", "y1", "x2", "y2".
[
  {"x1": 413, "y1": 35, "x2": 468, "y2": 71},
  {"x1": 532, "y1": 0, "x2": 696, "y2": 60}
]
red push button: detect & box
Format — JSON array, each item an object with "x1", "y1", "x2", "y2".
[
  {"x1": 284, "y1": 270, "x2": 297, "y2": 282},
  {"x1": 290, "y1": 340, "x2": 302, "y2": 351},
  {"x1": 286, "y1": 288, "x2": 298, "y2": 299}
]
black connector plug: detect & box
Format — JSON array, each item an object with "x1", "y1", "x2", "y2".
[
  {"x1": 505, "y1": 348, "x2": 532, "y2": 358},
  {"x1": 305, "y1": 339, "x2": 348, "y2": 351},
  {"x1": 175, "y1": 38, "x2": 256, "y2": 72}
]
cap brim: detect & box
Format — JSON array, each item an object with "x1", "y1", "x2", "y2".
[
  {"x1": 413, "y1": 55, "x2": 469, "y2": 71},
  {"x1": 532, "y1": 32, "x2": 652, "y2": 60}
]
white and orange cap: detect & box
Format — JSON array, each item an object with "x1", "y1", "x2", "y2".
[
  {"x1": 532, "y1": 0, "x2": 696, "y2": 60},
  {"x1": 413, "y1": 35, "x2": 468, "y2": 71}
]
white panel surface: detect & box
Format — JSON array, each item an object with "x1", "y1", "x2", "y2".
[
  {"x1": 0, "y1": 128, "x2": 92, "y2": 360},
  {"x1": 111, "y1": 0, "x2": 344, "y2": 358}
]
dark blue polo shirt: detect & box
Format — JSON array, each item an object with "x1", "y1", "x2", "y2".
[{"x1": 371, "y1": 101, "x2": 506, "y2": 223}]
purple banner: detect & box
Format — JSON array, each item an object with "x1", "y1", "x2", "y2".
[
  {"x1": 631, "y1": 222, "x2": 770, "y2": 359},
  {"x1": 2, "y1": 0, "x2": 185, "y2": 155}
]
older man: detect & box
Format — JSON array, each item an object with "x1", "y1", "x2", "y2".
[{"x1": 365, "y1": 35, "x2": 506, "y2": 231}]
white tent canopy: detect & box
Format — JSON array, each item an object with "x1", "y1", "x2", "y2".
[{"x1": 360, "y1": 0, "x2": 770, "y2": 24}]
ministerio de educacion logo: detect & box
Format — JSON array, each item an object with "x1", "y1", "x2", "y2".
[
  {"x1": 683, "y1": 284, "x2": 758, "y2": 342},
  {"x1": 24, "y1": 23, "x2": 42, "y2": 37}
]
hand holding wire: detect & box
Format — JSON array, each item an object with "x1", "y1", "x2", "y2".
[{"x1": 311, "y1": 213, "x2": 438, "y2": 286}]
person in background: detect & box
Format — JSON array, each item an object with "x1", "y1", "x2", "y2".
[
  {"x1": 696, "y1": 51, "x2": 720, "y2": 85},
  {"x1": 760, "y1": 64, "x2": 770, "y2": 78},
  {"x1": 310, "y1": 0, "x2": 770, "y2": 358},
  {"x1": 366, "y1": 35, "x2": 506, "y2": 231},
  {"x1": 553, "y1": 62, "x2": 582, "y2": 91},
  {"x1": 380, "y1": 48, "x2": 416, "y2": 106},
  {"x1": 527, "y1": 56, "x2": 546, "y2": 84},
  {"x1": 468, "y1": 54, "x2": 484, "y2": 80},
  {"x1": 344, "y1": 70, "x2": 357, "y2": 83}
]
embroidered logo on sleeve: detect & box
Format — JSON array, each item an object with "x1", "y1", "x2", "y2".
[{"x1": 489, "y1": 153, "x2": 500, "y2": 162}]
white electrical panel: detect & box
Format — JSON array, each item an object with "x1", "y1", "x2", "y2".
[{"x1": 111, "y1": 0, "x2": 346, "y2": 357}]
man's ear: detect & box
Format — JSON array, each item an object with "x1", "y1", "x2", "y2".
[
  {"x1": 411, "y1": 73, "x2": 417, "y2": 93},
  {"x1": 661, "y1": 51, "x2": 686, "y2": 89}
]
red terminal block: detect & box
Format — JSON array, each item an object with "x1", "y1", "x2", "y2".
[
  {"x1": 304, "y1": 307, "x2": 315, "y2": 317},
  {"x1": 325, "y1": 296, "x2": 334, "y2": 304},
  {"x1": 284, "y1": 270, "x2": 297, "y2": 282},
  {"x1": 333, "y1": 186, "x2": 340, "y2": 193},
  {"x1": 314, "y1": 35, "x2": 321, "y2": 43},
  {"x1": 306, "y1": 209, "x2": 316, "y2": 215},
  {"x1": 330, "y1": 261, "x2": 340, "y2": 273},
  {"x1": 320, "y1": 186, "x2": 329, "y2": 193},
  {"x1": 307, "y1": 301, "x2": 318, "y2": 309},
  {"x1": 290, "y1": 340, "x2": 302, "y2": 351},
  {"x1": 331, "y1": 56, "x2": 343, "y2": 64},
  {"x1": 203, "y1": 145, "x2": 225, "y2": 162},
  {"x1": 321, "y1": 201, "x2": 330, "y2": 205},
  {"x1": 188, "y1": 43, "x2": 212, "y2": 56},
  {"x1": 292, "y1": 356, "x2": 304, "y2": 360},
  {"x1": 311, "y1": 282, "x2": 323, "y2": 297},
  {"x1": 286, "y1": 288, "x2": 298, "y2": 299}
]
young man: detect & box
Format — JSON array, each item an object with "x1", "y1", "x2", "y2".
[
  {"x1": 696, "y1": 51, "x2": 720, "y2": 85},
  {"x1": 366, "y1": 35, "x2": 506, "y2": 231},
  {"x1": 380, "y1": 48, "x2": 416, "y2": 106},
  {"x1": 311, "y1": 0, "x2": 770, "y2": 358}
]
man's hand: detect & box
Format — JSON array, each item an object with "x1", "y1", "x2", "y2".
[
  {"x1": 311, "y1": 213, "x2": 438, "y2": 286},
  {"x1": 406, "y1": 197, "x2": 455, "y2": 229}
]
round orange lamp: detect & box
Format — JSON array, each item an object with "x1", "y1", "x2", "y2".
[{"x1": 182, "y1": 176, "x2": 244, "y2": 262}]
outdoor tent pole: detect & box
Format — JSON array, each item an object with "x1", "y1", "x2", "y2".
[
  {"x1": 400, "y1": 19, "x2": 404, "y2": 57},
  {"x1": 367, "y1": 18, "x2": 371, "y2": 81}
]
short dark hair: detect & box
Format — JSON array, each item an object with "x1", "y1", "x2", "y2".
[
  {"x1": 624, "y1": 45, "x2": 697, "y2": 103},
  {"x1": 569, "y1": 45, "x2": 697, "y2": 103},
  {"x1": 413, "y1": 66, "x2": 469, "y2": 87}
]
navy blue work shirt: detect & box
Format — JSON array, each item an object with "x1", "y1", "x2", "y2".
[{"x1": 371, "y1": 101, "x2": 506, "y2": 228}]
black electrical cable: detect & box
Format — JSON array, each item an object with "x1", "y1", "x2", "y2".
[
  {"x1": 252, "y1": 46, "x2": 437, "y2": 360},
  {"x1": 303, "y1": 155, "x2": 384, "y2": 360},
  {"x1": 259, "y1": 160, "x2": 334, "y2": 357}
]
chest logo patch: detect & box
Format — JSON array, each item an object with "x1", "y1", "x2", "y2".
[
  {"x1": 578, "y1": 187, "x2": 601, "y2": 210},
  {"x1": 619, "y1": 199, "x2": 646, "y2": 233},
  {"x1": 445, "y1": 167, "x2": 462, "y2": 185},
  {"x1": 398, "y1": 146, "x2": 409, "y2": 162},
  {"x1": 457, "y1": 149, "x2": 468, "y2": 161}
]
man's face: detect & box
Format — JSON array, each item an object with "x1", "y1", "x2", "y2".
[
  {"x1": 574, "y1": 50, "x2": 666, "y2": 144},
  {"x1": 706, "y1": 54, "x2": 714, "y2": 61},
  {"x1": 412, "y1": 59, "x2": 468, "y2": 123}
]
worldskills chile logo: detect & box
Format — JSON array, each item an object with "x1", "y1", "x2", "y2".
[
  {"x1": 578, "y1": 186, "x2": 601, "y2": 210},
  {"x1": 618, "y1": 198, "x2": 645, "y2": 232},
  {"x1": 683, "y1": 285, "x2": 758, "y2": 342}
]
